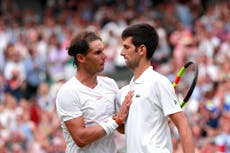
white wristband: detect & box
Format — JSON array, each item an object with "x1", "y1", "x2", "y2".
[{"x1": 99, "y1": 117, "x2": 118, "y2": 135}]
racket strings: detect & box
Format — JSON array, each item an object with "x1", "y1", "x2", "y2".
[{"x1": 175, "y1": 71, "x2": 196, "y2": 101}]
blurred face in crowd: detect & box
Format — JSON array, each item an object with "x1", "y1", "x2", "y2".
[
  {"x1": 78, "y1": 40, "x2": 106, "y2": 74},
  {"x1": 8, "y1": 48, "x2": 21, "y2": 63}
]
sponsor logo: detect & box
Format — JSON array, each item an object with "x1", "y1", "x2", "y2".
[
  {"x1": 96, "y1": 96, "x2": 102, "y2": 100},
  {"x1": 135, "y1": 94, "x2": 141, "y2": 98}
]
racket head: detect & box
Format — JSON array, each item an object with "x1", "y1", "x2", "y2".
[{"x1": 173, "y1": 61, "x2": 199, "y2": 108}]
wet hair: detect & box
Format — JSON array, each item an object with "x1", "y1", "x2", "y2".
[
  {"x1": 67, "y1": 31, "x2": 102, "y2": 67},
  {"x1": 121, "y1": 23, "x2": 159, "y2": 60}
]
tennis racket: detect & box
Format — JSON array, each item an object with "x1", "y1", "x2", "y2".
[{"x1": 172, "y1": 61, "x2": 198, "y2": 108}]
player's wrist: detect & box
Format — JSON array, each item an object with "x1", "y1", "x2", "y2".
[
  {"x1": 112, "y1": 115, "x2": 123, "y2": 126},
  {"x1": 99, "y1": 117, "x2": 119, "y2": 136}
]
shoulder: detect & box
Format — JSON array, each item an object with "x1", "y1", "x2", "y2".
[
  {"x1": 152, "y1": 70, "x2": 172, "y2": 86},
  {"x1": 98, "y1": 76, "x2": 118, "y2": 89},
  {"x1": 57, "y1": 77, "x2": 79, "y2": 96},
  {"x1": 144, "y1": 70, "x2": 174, "y2": 94},
  {"x1": 56, "y1": 77, "x2": 81, "y2": 108}
]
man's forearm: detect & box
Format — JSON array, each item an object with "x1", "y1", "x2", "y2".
[{"x1": 179, "y1": 123, "x2": 195, "y2": 153}]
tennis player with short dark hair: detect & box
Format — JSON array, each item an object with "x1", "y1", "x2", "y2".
[
  {"x1": 56, "y1": 31, "x2": 133, "y2": 153},
  {"x1": 117, "y1": 23, "x2": 195, "y2": 153}
]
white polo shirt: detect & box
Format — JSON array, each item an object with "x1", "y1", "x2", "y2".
[
  {"x1": 117, "y1": 66, "x2": 182, "y2": 153},
  {"x1": 56, "y1": 76, "x2": 119, "y2": 153}
]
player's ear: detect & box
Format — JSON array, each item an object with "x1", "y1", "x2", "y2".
[
  {"x1": 76, "y1": 54, "x2": 86, "y2": 63},
  {"x1": 138, "y1": 44, "x2": 146, "y2": 56}
]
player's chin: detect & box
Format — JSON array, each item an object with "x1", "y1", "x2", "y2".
[
  {"x1": 125, "y1": 61, "x2": 131, "y2": 67},
  {"x1": 124, "y1": 59, "x2": 130, "y2": 65},
  {"x1": 98, "y1": 65, "x2": 105, "y2": 72}
]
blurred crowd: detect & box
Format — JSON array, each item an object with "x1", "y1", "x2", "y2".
[{"x1": 0, "y1": 0, "x2": 230, "y2": 153}]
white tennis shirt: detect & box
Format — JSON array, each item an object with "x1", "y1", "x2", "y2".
[
  {"x1": 117, "y1": 66, "x2": 182, "y2": 153},
  {"x1": 56, "y1": 76, "x2": 119, "y2": 153}
]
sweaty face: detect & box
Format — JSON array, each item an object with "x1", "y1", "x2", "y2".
[
  {"x1": 83, "y1": 40, "x2": 106, "y2": 74},
  {"x1": 120, "y1": 37, "x2": 140, "y2": 69}
]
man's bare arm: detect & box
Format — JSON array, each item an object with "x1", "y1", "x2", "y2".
[{"x1": 169, "y1": 111, "x2": 195, "y2": 153}]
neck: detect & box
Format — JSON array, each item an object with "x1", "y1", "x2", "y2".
[
  {"x1": 133, "y1": 62, "x2": 151, "y2": 81},
  {"x1": 76, "y1": 71, "x2": 98, "y2": 89}
]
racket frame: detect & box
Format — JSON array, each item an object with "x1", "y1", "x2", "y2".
[{"x1": 172, "y1": 61, "x2": 198, "y2": 108}]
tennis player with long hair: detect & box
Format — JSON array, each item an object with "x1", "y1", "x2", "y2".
[
  {"x1": 117, "y1": 23, "x2": 195, "y2": 153},
  {"x1": 56, "y1": 31, "x2": 134, "y2": 153}
]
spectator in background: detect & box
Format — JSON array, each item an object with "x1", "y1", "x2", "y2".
[
  {"x1": 47, "y1": 33, "x2": 69, "y2": 82},
  {"x1": 29, "y1": 97, "x2": 41, "y2": 127},
  {"x1": 4, "y1": 46, "x2": 26, "y2": 101},
  {"x1": 37, "y1": 82, "x2": 52, "y2": 112},
  {"x1": 0, "y1": 72, "x2": 6, "y2": 103},
  {"x1": 214, "y1": 112, "x2": 230, "y2": 153},
  {"x1": 152, "y1": 18, "x2": 171, "y2": 67},
  {"x1": 0, "y1": 16, "x2": 9, "y2": 72},
  {"x1": 14, "y1": 100, "x2": 34, "y2": 151},
  {"x1": 24, "y1": 44, "x2": 46, "y2": 99}
]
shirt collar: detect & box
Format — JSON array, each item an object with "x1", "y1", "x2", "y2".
[{"x1": 129, "y1": 66, "x2": 153, "y2": 85}]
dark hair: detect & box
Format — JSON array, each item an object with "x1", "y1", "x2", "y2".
[
  {"x1": 121, "y1": 23, "x2": 159, "y2": 59},
  {"x1": 67, "y1": 31, "x2": 102, "y2": 67}
]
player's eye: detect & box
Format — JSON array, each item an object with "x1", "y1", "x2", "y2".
[
  {"x1": 123, "y1": 45, "x2": 129, "y2": 49},
  {"x1": 95, "y1": 50, "x2": 103, "y2": 55}
]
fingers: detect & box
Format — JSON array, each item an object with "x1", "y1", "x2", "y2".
[
  {"x1": 117, "y1": 90, "x2": 134, "y2": 122},
  {"x1": 123, "y1": 90, "x2": 134, "y2": 106}
]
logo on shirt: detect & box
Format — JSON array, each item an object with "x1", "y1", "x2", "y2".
[
  {"x1": 95, "y1": 96, "x2": 102, "y2": 100},
  {"x1": 135, "y1": 94, "x2": 141, "y2": 98}
]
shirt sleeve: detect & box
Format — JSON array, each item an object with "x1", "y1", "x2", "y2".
[
  {"x1": 155, "y1": 76, "x2": 182, "y2": 116},
  {"x1": 56, "y1": 87, "x2": 83, "y2": 122}
]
